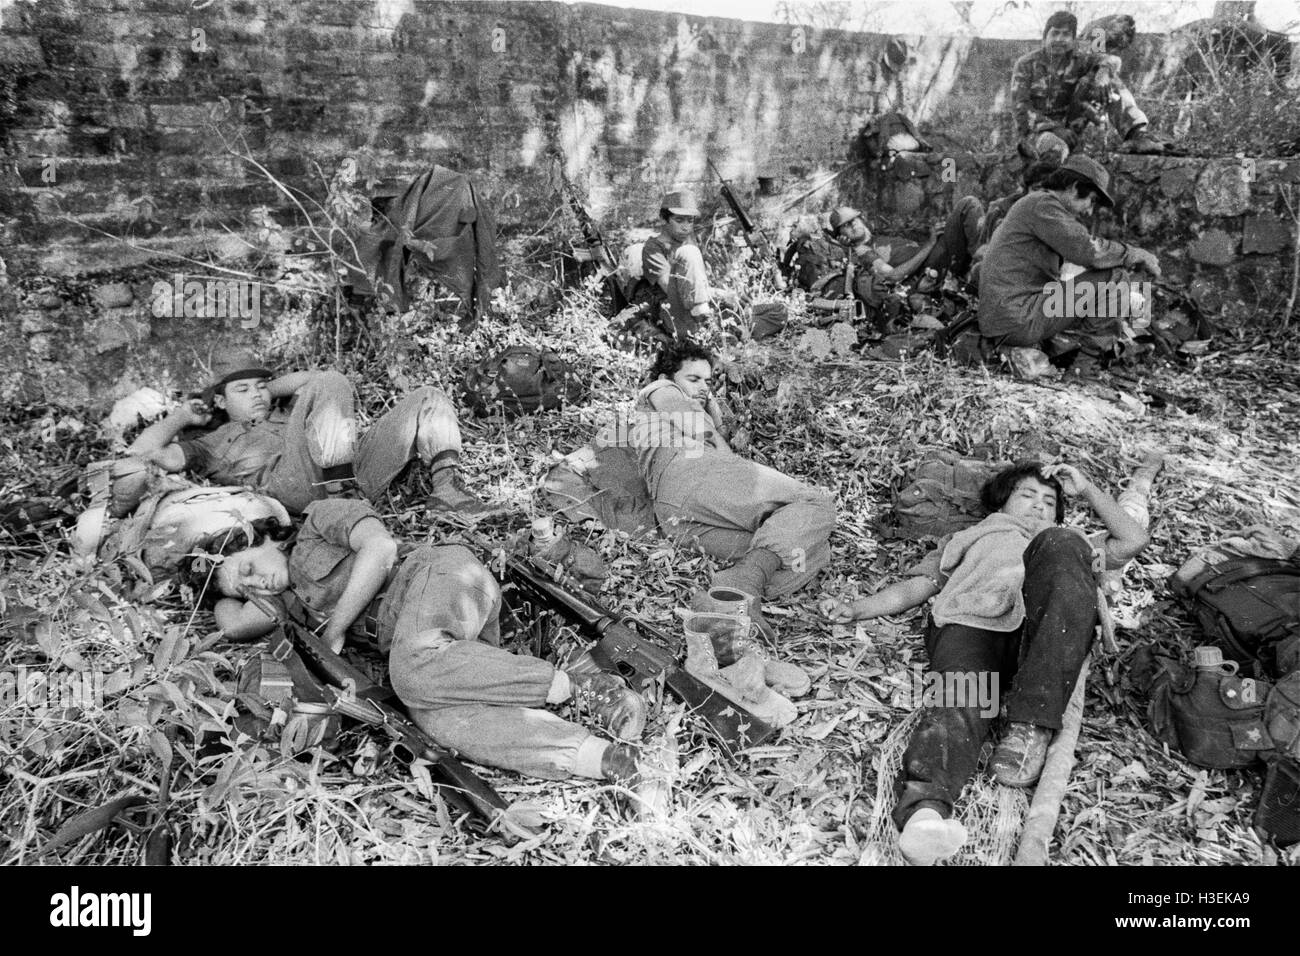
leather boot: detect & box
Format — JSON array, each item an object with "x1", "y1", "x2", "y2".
[
  {"x1": 687, "y1": 586, "x2": 811, "y2": 698},
  {"x1": 426, "y1": 453, "x2": 495, "y2": 515},
  {"x1": 709, "y1": 548, "x2": 783, "y2": 641}
]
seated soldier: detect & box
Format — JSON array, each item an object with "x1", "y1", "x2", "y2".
[
  {"x1": 963, "y1": 160, "x2": 1059, "y2": 290},
  {"x1": 821, "y1": 462, "x2": 1148, "y2": 865},
  {"x1": 631, "y1": 341, "x2": 836, "y2": 696},
  {"x1": 977, "y1": 155, "x2": 1161, "y2": 351},
  {"x1": 127, "y1": 352, "x2": 490, "y2": 516},
  {"x1": 634, "y1": 190, "x2": 714, "y2": 341},
  {"x1": 1011, "y1": 10, "x2": 1166, "y2": 161},
  {"x1": 184, "y1": 498, "x2": 647, "y2": 784}
]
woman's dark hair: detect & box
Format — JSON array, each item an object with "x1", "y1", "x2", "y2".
[
  {"x1": 1041, "y1": 168, "x2": 1099, "y2": 203},
  {"x1": 647, "y1": 340, "x2": 715, "y2": 382},
  {"x1": 178, "y1": 518, "x2": 294, "y2": 609},
  {"x1": 980, "y1": 461, "x2": 1065, "y2": 523}
]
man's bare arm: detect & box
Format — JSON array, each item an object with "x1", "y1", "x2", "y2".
[
  {"x1": 322, "y1": 517, "x2": 399, "y2": 651},
  {"x1": 126, "y1": 399, "x2": 209, "y2": 472},
  {"x1": 214, "y1": 598, "x2": 279, "y2": 641},
  {"x1": 267, "y1": 370, "x2": 315, "y2": 399}
]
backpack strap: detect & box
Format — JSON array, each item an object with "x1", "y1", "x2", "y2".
[{"x1": 1196, "y1": 557, "x2": 1300, "y2": 593}]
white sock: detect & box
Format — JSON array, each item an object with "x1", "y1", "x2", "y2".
[
  {"x1": 898, "y1": 808, "x2": 967, "y2": 866},
  {"x1": 573, "y1": 736, "x2": 608, "y2": 779},
  {"x1": 546, "y1": 670, "x2": 571, "y2": 705}
]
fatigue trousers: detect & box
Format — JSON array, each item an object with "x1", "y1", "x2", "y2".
[
  {"x1": 891, "y1": 528, "x2": 1097, "y2": 828},
  {"x1": 662, "y1": 243, "x2": 712, "y2": 341},
  {"x1": 1032, "y1": 76, "x2": 1148, "y2": 157},
  {"x1": 996, "y1": 267, "x2": 1134, "y2": 349},
  {"x1": 923, "y1": 196, "x2": 985, "y2": 283},
  {"x1": 650, "y1": 447, "x2": 836, "y2": 599},
  {"x1": 263, "y1": 371, "x2": 463, "y2": 514},
  {"x1": 379, "y1": 545, "x2": 593, "y2": 780}
]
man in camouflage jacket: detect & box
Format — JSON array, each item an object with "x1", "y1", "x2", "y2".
[{"x1": 1011, "y1": 11, "x2": 1165, "y2": 160}]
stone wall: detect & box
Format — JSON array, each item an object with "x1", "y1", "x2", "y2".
[
  {"x1": 847, "y1": 149, "x2": 1300, "y2": 332},
  {"x1": 1, "y1": 0, "x2": 1297, "y2": 406}
]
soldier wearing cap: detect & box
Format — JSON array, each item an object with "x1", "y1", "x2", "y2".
[
  {"x1": 640, "y1": 189, "x2": 714, "y2": 340},
  {"x1": 978, "y1": 154, "x2": 1161, "y2": 350},
  {"x1": 1011, "y1": 10, "x2": 1165, "y2": 162},
  {"x1": 127, "y1": 353, "x2": 490, "y2": 515}
]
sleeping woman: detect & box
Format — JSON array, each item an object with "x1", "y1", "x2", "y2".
[{"x1": 821, "y1": 461, "x2": 1148, "y2": 865}]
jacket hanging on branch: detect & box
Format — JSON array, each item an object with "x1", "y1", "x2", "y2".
[{"x1": 344, "y1": 165, "x2": 503, "y2": 314}]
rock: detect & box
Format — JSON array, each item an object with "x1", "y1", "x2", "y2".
[
  {"x1": 20, "y1": 310, "x2": 56, "y2": 333},
  {"x1": 1158, "y1": 163, "x2": 1198, "y2": 199},
  {"x1": 1194, "y1": 161, "x2": 1252, "y2": 217},
  {"x1": 1187, "y1": 229, "x2": 1237, "y2": 266},
  {"x1": 1187, "y1": 278, "x2": 1224, "y2": 314},
  {"x1": 93, "y1": 282, "x2": 135, "y2": 309},
  {"x1": 1134, "y1": 201, "x2": 1163, "y2": 236},
  {"x1": 87, "y1": 311, "x2": 150, "y2": 354},
  {"x1": 38, "y1": 294, "x2": 64, "y2": 310},
  {"x1": 43, "y1": 372, "x2": 92, "y2": 408},
  {"x1": 28, "y1": 333, "x2": 53, "y2": 359},
  {"x1": 1242, "y1": 214, "x2": 1293, "y2": 255}
]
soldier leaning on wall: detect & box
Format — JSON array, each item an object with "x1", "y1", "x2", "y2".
[{"x1": 1010, "y1": 11, "x2": 1168, "y2": 162}]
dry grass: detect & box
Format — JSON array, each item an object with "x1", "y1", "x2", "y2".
[{"x1": 2, "y1": 262, "x2": 1299, "y2": 866}]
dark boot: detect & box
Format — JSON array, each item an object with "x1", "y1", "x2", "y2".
[
  {"x1": 567, "y1": 670, "x2": 648, "y2": 742},
  {"x1": 601, "y1": 742, "x2": 641, "y2": 786},
  {"x1": 1121, "y1": 126, "x2": 1169, "y2": 155},
  {"x1": 425, "y1": 453, "x2": 494, "y2": 515}
]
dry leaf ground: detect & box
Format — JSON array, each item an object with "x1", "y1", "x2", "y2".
[{"x1": 2, "y1": 274, "x2": 1298, "y2": 866}]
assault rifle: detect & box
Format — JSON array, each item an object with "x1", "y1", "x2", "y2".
[
  {"x1": 458, "y1": 530, "x2": 777, "y2": 755},
  {"x1": 554, "y1": 156, "x2": 629, "y2": 312},
  {"x1": 248, "y1": 596, "x2": 513, "y2": 832},
  {"x1": 707, "y1": 159, "x2": 776, "y2": 258}
]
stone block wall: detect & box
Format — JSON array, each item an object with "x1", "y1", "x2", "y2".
[
  {"x1": 847, "y1": 149, "x2": 1300, "y2": 330},
  {"x1": 1, "y1": 0, "x2": 1296, "y2": 406}
]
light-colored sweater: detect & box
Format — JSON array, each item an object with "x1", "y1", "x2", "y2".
[{"x1": 930, "y1": 512, "x2": 1064, "y2": 633}]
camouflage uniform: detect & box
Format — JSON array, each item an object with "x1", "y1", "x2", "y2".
[{"x1": 1010, "y1": 47, "x2": 1147, "y2": 148}]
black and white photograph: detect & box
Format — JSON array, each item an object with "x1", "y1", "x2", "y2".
[{"x1": 0, "y1": 0, "x2": 1297, "y2": 891}]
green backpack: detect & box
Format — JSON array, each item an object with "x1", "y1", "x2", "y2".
[
  {"x1": 889, "y1": 450, "x2": 1009, "y2": 540},
  {"x1": 1172, "y1": 544, "x2": 1300, "y2": 678},
  {"x1": 463, "y1": 345, "x2": 586, "y2": 418}
]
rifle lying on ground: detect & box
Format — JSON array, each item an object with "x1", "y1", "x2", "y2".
[
  {"x1": 247, "y1": 595, "x2": 512, "y2": 831},
  {"x1": 554, "y1": 156, "x2": 630, "y2": 312},
  {"x1": 457, "y1": 530, "x2": 778, "y2": 756}
]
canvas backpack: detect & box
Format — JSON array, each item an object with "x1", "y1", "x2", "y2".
[
  {"x1": 463, "y1": 345, "x2": 586, "y2": 417},
  {"x1": 889, "y1": 450, "x2": 1010, "y2": 540},
  {"x1": 1171, "y1": 547, "x2": 1300, "y2": 678}
]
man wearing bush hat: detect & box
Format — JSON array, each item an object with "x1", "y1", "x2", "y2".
[
  {"x1": 978, "y1": 153, "x2": 1162, "y2": 350},
  {"x1": 127, "y1": 350, "x2": 491, "y2": 515},
  {"x1": 640, "y1": 188, "x2": 714, "y2": 339}
]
